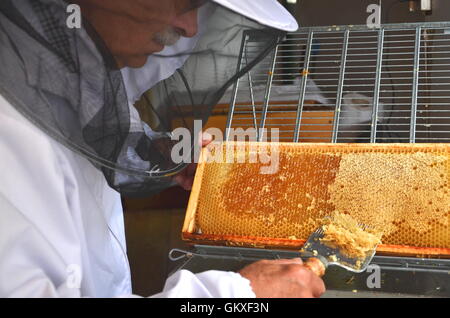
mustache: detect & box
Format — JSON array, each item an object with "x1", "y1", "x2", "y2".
[{"x1": 153, "y1": 28, "x2": 182, "y2": 47}]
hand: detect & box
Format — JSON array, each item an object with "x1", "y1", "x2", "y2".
[
  {"x1": 238, "y1": 258, "x2": 326, "y2": 298},
  {"x1": 173, "y1": 132, "x2": 212, "y2": 190}
]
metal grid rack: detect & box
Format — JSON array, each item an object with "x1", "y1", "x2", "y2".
[{"x1": 225, "y1": 22, "x2": 450, "y2": 143}]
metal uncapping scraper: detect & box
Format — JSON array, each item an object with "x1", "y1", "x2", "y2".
[{"x1": 301, "y1": 224, "x2": 379, "y2": 276}]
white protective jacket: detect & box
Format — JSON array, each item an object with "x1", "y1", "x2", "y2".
[
  {"x1": 0, "y1": 94, "x2": 255, "y2": 298},
  {"x1": 0, "y1": 0, "x2": 300, "y2": 298}
]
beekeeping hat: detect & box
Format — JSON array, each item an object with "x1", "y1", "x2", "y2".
[
  {"x1": 212, "y1": 0, "x2": 298, "y2": 32},
  {"x1": 0, "y1": 0, "x2": 297, "y2": 196}
]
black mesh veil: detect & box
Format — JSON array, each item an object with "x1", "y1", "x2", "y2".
[{"x1": 0, "y1": 0, "x2": 285, "y2": 196}]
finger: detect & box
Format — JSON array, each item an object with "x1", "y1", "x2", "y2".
[
  {"x1": 181, "y1": 178, "x2": 194, "y2": 190},
  {"x1": 300, "y1": 292, "x2": 315, "y2": 299},
  {"x1": 299, "y1": 267, "x2": 326, "y2": 298},
  {"x1": 187, "y1": 163, "x2": 197, "y2": 176},
  {"x1": 267, "y1": 258, "x2": 304, "y2": 265},
  {"x1": 183, "y1": 179, "x2": 194, "y2": 190},
  {"x1": 311, "y1": 276, "x2": 326, "y2": 298},
  {"x1": 173, "y1": 174, "x2": 193, "y2": 190},
  {"x1": 201, "y1": 132, "x2": 213, "y2": 147}
]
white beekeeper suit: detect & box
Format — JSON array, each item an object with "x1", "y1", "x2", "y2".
[{"x1": 0, "y1": 0, "x2": 297, "y2": 297}]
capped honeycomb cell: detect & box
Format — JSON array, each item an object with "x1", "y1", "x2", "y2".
[{"x1": 183, "y1": 142, "x2": 450, "y2": 257}]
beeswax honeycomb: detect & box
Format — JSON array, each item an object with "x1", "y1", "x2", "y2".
[{"x1": 190, "y1": 142, "x2": 450, "y2": 252}]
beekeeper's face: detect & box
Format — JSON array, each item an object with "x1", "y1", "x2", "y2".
[{"x1": 74, "y1": 0, "x2": 204, "y2": 68}]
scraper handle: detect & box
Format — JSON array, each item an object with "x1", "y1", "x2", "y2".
[{"x1": 304, "y1": 257, "x2": 326, "y2": 277}]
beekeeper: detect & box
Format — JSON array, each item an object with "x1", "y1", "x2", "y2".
[{"x1": 0, "y1": 0, "x2": 325, "y2": 297}]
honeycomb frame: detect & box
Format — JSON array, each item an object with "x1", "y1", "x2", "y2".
[{"x1": 182, "y1": 142, "x2": 450, "y2": 258}]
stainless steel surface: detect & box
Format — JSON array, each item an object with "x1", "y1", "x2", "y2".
[
  {"x1": 226, "y1": 22, "x2": 450, "y2": 143},
  {"x1": 332, "y1": 29, "x2": 350, "y2": 142},
  {"x1": 410, "y1": 26, "x2": 422, "y2": 142},
  {"x1": 293, "y1": 31, "x2": 314, "y2": 142},
  {"x1": 370, "y1": 29, "x2": 384, "y2": 142},
  {"x1": 258, "y1": 45, "x2": 278, "y2": 142}
]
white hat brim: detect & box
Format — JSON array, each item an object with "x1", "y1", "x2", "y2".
[{"x1": 212, "y1": 0, "x2": 298, "y2": 32}]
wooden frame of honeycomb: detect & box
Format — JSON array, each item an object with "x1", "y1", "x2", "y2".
[{"x1": 182, "y1": 142, "x2": 450, "y2": 258}]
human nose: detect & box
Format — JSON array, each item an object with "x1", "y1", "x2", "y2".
[{"x1": 172, "y1": 9, "x2": 198, "y2": 38}]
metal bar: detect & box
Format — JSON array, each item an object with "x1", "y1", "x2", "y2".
[
  {"x1": 293, "y1": 31, "x2": 314, "y2": 142},
  {"x1": 225, "y1": 33, "x2": 248, "y2": 141},
  {"x1": 246, "y1": 69, "x2": 259, "y2": 133},
  {"x1": 410, "y1": 28, "x2": 422, "y2": 143},
  {"x1": 384, "y1": 44, "x2": 417, "y2": 48},
  {"x1": 370, "y1": 29, "x2": 385, "y2": 143},
  {"x1": 332, "y1": 30, "x2": 350, "y2": 143},
  {"x1": 257, "y1": 45, "x2": 279, "y2": 142}
]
